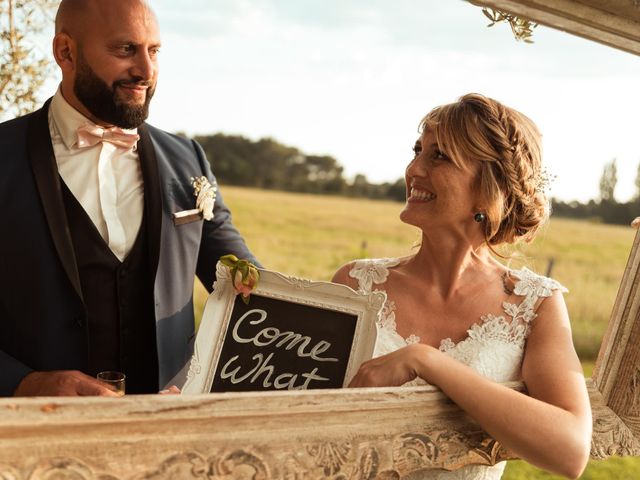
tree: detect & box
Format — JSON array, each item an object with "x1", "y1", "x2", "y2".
[
  {"x1": 599, "y1": 158, "x2": 618, "y2": 203},
  {"x1": 634, "y1": 161, "x2": 640, "y2": 202},
  {"x1": 0, "y1": 0, "x2": 58, "y2": 120}
]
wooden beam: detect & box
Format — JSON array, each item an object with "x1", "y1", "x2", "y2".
[{"x1": 469, "y1": 0, "x2": 640, "y2": 56}]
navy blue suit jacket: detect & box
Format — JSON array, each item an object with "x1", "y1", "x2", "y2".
[{"x1": 0, "y1": 101, "x2": 257, "y2": 395}]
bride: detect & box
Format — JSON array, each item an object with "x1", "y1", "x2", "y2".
[{"x1": 332, "y1": 94, "x2": 592, "y2": 479}]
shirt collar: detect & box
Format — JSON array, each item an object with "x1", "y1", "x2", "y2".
[{"x1": 49, "y1": 88, "x2": 138, "y2": 150}]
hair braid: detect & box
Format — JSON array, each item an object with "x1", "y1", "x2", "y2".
[{"x1": 421, "y1": 93, "x2": 549, "y2": 246}]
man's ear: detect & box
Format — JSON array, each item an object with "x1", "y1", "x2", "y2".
[{"x1": 52, "y1": 33, "x2": 76, "y2": 72}]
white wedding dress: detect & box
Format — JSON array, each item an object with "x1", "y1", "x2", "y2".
[{"x1": 348, "y1": 258, "x2": 567, "y2": 480}]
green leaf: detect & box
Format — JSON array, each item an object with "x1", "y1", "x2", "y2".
[{"x1": 219, "y1": 254, "x2": 239, "y2": 268}]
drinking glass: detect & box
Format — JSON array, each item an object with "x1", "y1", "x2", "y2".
[{"x1": 97, "y1": 371, "x2": 126, "y2": 396}]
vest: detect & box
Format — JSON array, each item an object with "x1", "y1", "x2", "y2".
[{"x1": 60, "y1": 180, "x2": 159, "y2": 394}]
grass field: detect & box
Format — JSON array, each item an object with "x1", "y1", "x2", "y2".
[{"x1": 193, "y1": 186, "x2": 639, "y2": 479}]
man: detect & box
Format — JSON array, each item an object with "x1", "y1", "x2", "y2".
[{"x1": 0, "y1": 0, "x2": 257, "y2": 396}]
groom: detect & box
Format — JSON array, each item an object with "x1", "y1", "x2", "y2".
[{"x1": 0, "y1": 0, "x2": 257, "y2": 396}]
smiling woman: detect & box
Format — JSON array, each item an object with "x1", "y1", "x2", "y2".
[{"x1": 332, "y1": 93, "x2": 592, "y2": 479}]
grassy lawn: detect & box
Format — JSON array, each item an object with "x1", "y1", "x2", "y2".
[{"x1": 194, "y1": 186, "x2": 639, "y2": 478}]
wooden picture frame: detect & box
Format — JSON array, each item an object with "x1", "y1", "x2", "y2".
[
  {"x1": 0, "y1": 230, "x2": 638, "y2": 478},
  {"x1": 181, "y1": 262, "x2": 384, "y2": 394},
  {"x1": 0, "y1": 2, "x2": 639, "y2": 477}
]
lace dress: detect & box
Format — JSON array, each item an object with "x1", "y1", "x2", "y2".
[{"x1": 348, "y1": 258, "x2": 567, "y2": 480}]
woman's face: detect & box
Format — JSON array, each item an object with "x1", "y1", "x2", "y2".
[{"x1": 399, "y1": 129, "x2": 480, "y2": 233}]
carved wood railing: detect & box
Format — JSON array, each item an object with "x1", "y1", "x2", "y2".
[
  {"x1": 0, "y1": 379, "x2": 636, "y2": 478},
  {"x1": 0, "y1": 227, "x2": 638, "y2": 477}
]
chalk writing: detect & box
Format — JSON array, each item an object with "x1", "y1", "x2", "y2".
[
  {"x1": 211, "y1": 294, "x2": 358, "y2": 392},
  {"x1": 220, "y1": 352, "x2": 330, "y2": 389},
  {"x1": 232, "y1": 309, "x2": 339, "y2": 362}
]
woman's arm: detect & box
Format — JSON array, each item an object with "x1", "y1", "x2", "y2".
[{"x1": 349, "y1": 291, "x2": 592, "y2": 479}]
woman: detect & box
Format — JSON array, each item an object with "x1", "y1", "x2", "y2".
[{"x1": 333, "y1": 94, "x2": 592, "y2": 479}]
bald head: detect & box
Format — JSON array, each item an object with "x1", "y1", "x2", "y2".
[
  {"x1": 55, "y1": 0, "x2": 156, "y2": 38},
  {"x1": 53, "y1": 0, "x2": 161, "y2": 128}
]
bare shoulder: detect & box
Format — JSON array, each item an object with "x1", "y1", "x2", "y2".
[{"x1": 331, "y1": 261, "x2": 359, "y2": 290}]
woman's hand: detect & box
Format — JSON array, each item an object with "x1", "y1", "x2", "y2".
[{"x1": 348, "y1": 343, "x2": 432, "y2": 388}]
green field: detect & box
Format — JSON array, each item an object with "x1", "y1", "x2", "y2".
[{"x1": 194, "y1": 186, "x2": 639, "y2": 479}]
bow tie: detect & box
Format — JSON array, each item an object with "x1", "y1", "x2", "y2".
[{"x1": 76, "y1": 123, "x2": 140, "y2": 150}]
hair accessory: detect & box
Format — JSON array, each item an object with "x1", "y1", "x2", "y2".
[
  {"x1": 534, "y1": 167, "x2": 556, "y2": 194},
  {"x1": 474, "y1": 212, "x2": 486, "y2": 223}
]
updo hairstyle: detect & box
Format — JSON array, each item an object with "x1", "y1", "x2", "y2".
[{"x1": 421, "y1": 93, "x2": 549, "y2": 245}]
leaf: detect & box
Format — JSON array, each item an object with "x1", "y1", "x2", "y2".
[
  {"x1": 482, "y1": 8, "x2": 497, "y2": 22},
  {"x1": 219, "y1": 254, "x2": 239, "y2": 268}
]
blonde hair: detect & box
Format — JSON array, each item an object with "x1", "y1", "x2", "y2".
[{"x1": 421, "y1": 93, "x2": 548, "y2": 245}]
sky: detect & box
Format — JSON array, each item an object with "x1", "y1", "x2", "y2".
[{"x1": 42, "y1": 0, "x2": 640, "y2": 202}]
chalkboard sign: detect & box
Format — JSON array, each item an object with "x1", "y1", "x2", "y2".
[{"x1": 181, "y1": 262, "x2": 385, "y2": 394}]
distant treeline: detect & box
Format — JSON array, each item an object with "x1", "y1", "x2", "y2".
[
  {"x1": 194, "y1": 133, "x2": 639, "y2": 226},
  {"x1": 551, "y1": 199, "x2": 639, "y2": 226},
  {"x1": 195, "y1": 133, "x2": 406, "y2": 202}
]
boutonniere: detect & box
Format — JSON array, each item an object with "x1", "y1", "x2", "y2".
[
  {"x1": 192, "y1": 176, "x2": 217, "y2": 221},
  {"x1": 220, "y1": 254, "x2": 260, "y2": 304},
  {"x1": 172, "y1": 176, "x2": 218, "y2": 226}
]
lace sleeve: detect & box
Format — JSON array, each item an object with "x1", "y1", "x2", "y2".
[
  {"x1": 504, "y1": 267, "x2": 568, "y2": 326},
  {"x1": 347, "y1": 258, "x2": 401, "y2": 293}
]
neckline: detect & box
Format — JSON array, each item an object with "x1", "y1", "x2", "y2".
[
  {"x1": 351, "y1": 258, "x2": 564, "y2": 352},
  {"x1": 360, "y1": 263, "x2": 543, "y2": 351}
]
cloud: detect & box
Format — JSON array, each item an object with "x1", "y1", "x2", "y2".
[{"x1": 148, "y1": 0, "x2": 640, "y2": 201}]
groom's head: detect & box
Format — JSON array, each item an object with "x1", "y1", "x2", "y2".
[{"x1": 53, "y1": 0, "x2": 161, "y2": 129}]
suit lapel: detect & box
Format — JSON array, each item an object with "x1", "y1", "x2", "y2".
[
  {"x1": 137, "y1": 124, "x2": 162, "y2": 280},
  {"x1": 27, "y1": 100, "x2": 84, "y2": 302}
]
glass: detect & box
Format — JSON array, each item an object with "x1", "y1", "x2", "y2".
[{"x1": 97, "y1": 371, "x2": 126, "y2": 396}]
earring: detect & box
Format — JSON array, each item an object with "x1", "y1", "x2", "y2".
[{"x1": 474, "y1": 212, "x2": 486, "y2": 223}]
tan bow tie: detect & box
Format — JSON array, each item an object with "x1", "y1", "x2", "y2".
[{"x1": 76, "y1": 123, "x2": 140, "y2": 150}]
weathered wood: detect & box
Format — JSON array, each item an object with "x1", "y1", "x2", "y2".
[
  {"x1": 593, "y1": 228, "x2": 640, "y2": 443},
  {"x1": 469, "y1": 0, "x2": 640, "y2": 56},
  {"x1": 0, "y1": 379, "x2": 635, "y2": 478},
  {"x1": 1, "y1": 232, "x2": 639, "y2": 476}
]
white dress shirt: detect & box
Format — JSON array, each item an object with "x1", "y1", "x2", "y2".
[{"x1": 48, "y1": 89, "x2": 144, "y2": 262}]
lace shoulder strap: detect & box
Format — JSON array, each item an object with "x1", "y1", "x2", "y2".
[
  {"x1": 347, "y1": 258, "x2": 401, "y2": 293},
  {"x1": 503, "y1": 267, "x2": 568, "y2": 325}
]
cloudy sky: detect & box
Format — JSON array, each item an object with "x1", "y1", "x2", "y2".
[{"x1": 41, "y1": 0, "x2": 640, "y2": 202}]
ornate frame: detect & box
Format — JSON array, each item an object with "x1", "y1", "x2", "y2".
[
  {"x1": 181, "y1": 262, "x2": 384, "y2": 394},
  {"x1": 0, "y1": 230, "x2": 637, "y2": 478},
  {"x1": 1, "y1": 1, "x2": 639, "y2": 477}
]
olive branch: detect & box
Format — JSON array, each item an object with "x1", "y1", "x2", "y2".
[{"x1": 482, "y1": 7, "x2": 538, "y2": 43}]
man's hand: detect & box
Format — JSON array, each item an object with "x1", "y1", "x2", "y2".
[
  {"x1": 159, "y1": 385, "x2": 181, "y2": 395},
  {"x1": 13, "y1": 370, "x2": 121, "y2": 397}
]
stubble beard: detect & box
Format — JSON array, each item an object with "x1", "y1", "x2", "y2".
[{"x1": 74, "y1": 52, "x2": 155, "y2": 129}]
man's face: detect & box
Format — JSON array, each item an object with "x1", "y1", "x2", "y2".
[
  {"x1": 74, "y1": 49, "x2": 155, "y2": 129},
  {"x1": 71, "y1": 0, "x2": 161, "y2": 128}
]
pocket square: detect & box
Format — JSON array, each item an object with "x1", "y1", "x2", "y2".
[{"x1": 173, "y1": 209, "x2": 203, "y2": 226}]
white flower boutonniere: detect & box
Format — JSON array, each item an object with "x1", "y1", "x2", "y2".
[{"x1": 191, "y1": 176, "x2": 217, "y2": 221}]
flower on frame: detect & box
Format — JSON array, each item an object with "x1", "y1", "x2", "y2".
[{"x1": 220, "y1": 254, "x2": 260, "y2": 304}]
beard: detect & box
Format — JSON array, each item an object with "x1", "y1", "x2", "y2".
[{"x1": 74, "y1": 53, "x2": 155, "y2": 129}]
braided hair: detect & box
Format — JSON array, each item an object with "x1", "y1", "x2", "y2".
[{"x1": 420, "y1": 93, "x2": 548, "y2": 245}]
